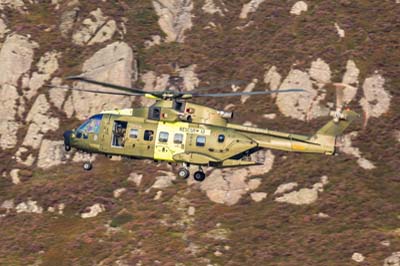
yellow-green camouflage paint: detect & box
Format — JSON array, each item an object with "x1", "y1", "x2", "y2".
[{"x1": 154, "y1": 121, "x2": 189, "y2": 161}]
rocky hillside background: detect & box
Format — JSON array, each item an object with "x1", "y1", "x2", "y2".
[{"x1": 0, "y1": 0, "x2": 400, "y2": 265}]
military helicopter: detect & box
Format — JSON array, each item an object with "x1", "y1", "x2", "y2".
[{"x1": 59, "y1": 75, "x2": 358, "y2": 182}]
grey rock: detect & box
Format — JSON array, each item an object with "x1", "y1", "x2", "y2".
[
  {"x1": 152, "y1": 0, "x2": 193, "y2": 43},
  {"x1": 81, "y1": 203, "x2": 105, "y2": 218},
  {"x1": 66, "y1": 41, "x2": 135, "y2": 120},
  {"x1": 384, "y1": 252, "x2": 400, "y2": 266}
]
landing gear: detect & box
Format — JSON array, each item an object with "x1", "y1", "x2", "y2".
[
  {"x1": 177, "y1": 168, "x2": 190, "y2": 179},
  {"x1": 193, "y1": 170, "x2": 206, "y2": 182},
  {"x1": 83, "y1": 161, "x2": 92, "y2": 171}
]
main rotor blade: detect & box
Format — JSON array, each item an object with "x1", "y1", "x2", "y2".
[
  {"x1": 46, "y1": 85, "x2": 142, "y2": 97},
  {"x1": 66, "y1": 76, "x2": 158, "y2": 95},
  {"x1": 192, "y1": 89, "x2": 304, "y2": 97},
  {"x1": 189, "y1": 80, "x2": 247, "y2": 92}
]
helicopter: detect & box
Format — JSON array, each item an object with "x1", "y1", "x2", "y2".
[{"x1": 58, "y1": 75, "x2": 358, "y2": 182}]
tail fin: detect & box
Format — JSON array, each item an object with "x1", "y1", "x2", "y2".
[
  {"x1": 310, "y1": 110, "x2": 359, "y2": 154},
  {"x1": 316, "y1": 110, "x2": 359, "y2": 136}
]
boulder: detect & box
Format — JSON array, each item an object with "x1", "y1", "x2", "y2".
[
  {"x1": 49, "y1": 77, "x2": 66, "y2": 109},
  {"x1": 81, "y1": 203, "x2": 105, "y2": 218},
  {"x1": 24, "y1": 51, "x2": 60, "y2": 100},
  {"x1": 1, "y1": 199, "x2": 14, "y2": 211},
  {"x1": 72, "y1": 8, "x2": 117, "y2": 46},
  {"x1": 274, "y1": 182, "x2": 298, "y2": 195},
  {"x1": 154, "y1": 190, "x2": 163, "y2": 200},
  {"x1": 152, "y1": 0, "x2": 193, "y2": 43},
  {"x1": 67, "y1": 42, "x2": 135, "y2": 120},
  {"x1": 352, "y1": 253, "x2": 365, "y2": 263},
  {"x1": 241, "y1": 79, "x2": 258, "y2": 104},
  {"x1": 196, "y1": 150, "x2": 274, "y2": 205},
  {"x1": 20, "y1": 95, "x2": 59, "y2": 151},
  {"x1": 341, "y1": 60, "x2": 359, "y2": 103},
  {"x1": 0, "y1": 34, "x2": 38, "y2": 149},
  {"x1": 250, "y1": 192, "x2": 267, "y2": 202},
  {"x1": 151, "y1": 171, "x2": 176, "y2": 189},
  {"x1": 340, "y1": 132, "x2": 376, "y2": 170},
  {"x1": 334, "y1": 23, "x2": 345, "y2": 38},
  {"x1": 384, "y1": 252, "x2": 400, "y2": 266},
  {"x1": 127, "y1": 172, "x2": 143, "y2": 187},
  {"x1": 276, "y1": 69, "x2": 315, "y2": 121},
  {"x1": 10, "y1": 169, "x2": 21, "y2": 184},
  {"x1": 275, "y1": 176, "x2": 328, "y2": 205},
  {"x1": 275, "y1": 188, "x2": 318, "y2": 205},
  {"x1": 144, "y1": 35, "x2": 161, "y2": 48},
  {"x1": 290, "y1": 1, "x2": 308, "y2": 15},
  {"x1": 309, "y1": 58, "x2": 331, "y2": 84},
  {"x1": 15, "y1": 200, "x2": 43, "y2": 214},
  {"x1": 240, "y1": 0, "x2": 266, "y2": 19},
  {"x1": 59, "y1": 6, "x2": 80, "y2": 37},
  {"x1": 360, "y1": 74, "x2": 391, "y2": 126},
  {"x1": 202, "y1": 0, "x2": 224, "y2": 16},
  {"x1": 37, "y1": 140, "x2": 67, "y2": 169},
  {"x1": 264, "y1": 66, "x2": 282, "y2": 98},
  {"x1": 0, "y1": 18, "x2": 8, "y2": 38},
  {"x1": 0, "y1": 0, "x2": 25, "y2": 10},
  {"x1": 187, "y1": 206, "x2": 195, "y2": 216},
  {"x1": 113, "y1": 188, "x2": 127, "y2": 198}
]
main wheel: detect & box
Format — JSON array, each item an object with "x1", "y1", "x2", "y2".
[
  {"x1": 83, "y1": 162, "x2": 92, "y2": 171},
  {"x1": 193, "y1": 171, "x2": 206, "y2": 182},
  {"x1": 177, "y1": 168, "x2": 190, "y2": 179}
]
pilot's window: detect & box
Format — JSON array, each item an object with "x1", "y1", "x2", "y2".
[
  {"x1": 196, "y1": 136, "x2": 206, "y2": 147},
  {"x1": 77, "y1": 114, "x2": 103, "y2": 134},
  {"x1": 144, "y1": 130, "x2": 154, "y2": 141},
  {"x1": 218, "y1": 134, "x2": 225, "y2": 143},
  {"x1": 159, "y1": 131, "x2": 169, "y2": 143},
  {"x1": 174, "y1": 133, "x2": 183, "y2": 144},
  {"x1": 129, "y1": 129, "x2": 138, "y2": 139}
]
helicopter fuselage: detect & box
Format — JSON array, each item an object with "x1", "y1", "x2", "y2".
[{"x1": 63, "y1": 100, "x2": 358, "y2": 177}]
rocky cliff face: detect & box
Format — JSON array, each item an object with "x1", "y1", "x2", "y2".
[{"x1": 0, "y1": 1, "x2": 399, "y2": 265}]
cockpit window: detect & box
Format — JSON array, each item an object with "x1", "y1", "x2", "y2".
[{"x1": 77, "y1": 114, "x2": 103, "y2": 134}]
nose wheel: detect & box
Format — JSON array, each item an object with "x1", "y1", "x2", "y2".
[{"x1": 83, "y1": 161, "x2": 92, "y2": 171}]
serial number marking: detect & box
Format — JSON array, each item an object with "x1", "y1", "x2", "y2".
[{"x1": 179, "y1": 127, "x2": 211, "y2": 136}]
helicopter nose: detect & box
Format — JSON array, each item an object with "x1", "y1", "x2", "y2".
[{"x1": 63, "y1": 130, "x2": 73, "y2": 151}]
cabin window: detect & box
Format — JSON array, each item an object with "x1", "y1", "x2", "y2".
[
  {"x1": 144, "y1": 130, "x2": 154, "y2": 141},
  {"x1": 129, "y1": 129, "x2": 139, "y2": 139},
  {"x1": 149, "y1": 107, "x2": 161, "y2": 120},
  {"x1": 159, "y1": 131, "x2": 169, "y2": 143},
  {"x1": 174, "y1": 133, "x2": 184, "y2": 144},
  {"x1": 112, "y1": 120, "x2": 128, "y2": 147},
  {"x1": 218, "y1": 134, "x2": 225, "y2": 143},
  {"x1": 196, "y1": 136, "x2": 206, "y2": 147}
]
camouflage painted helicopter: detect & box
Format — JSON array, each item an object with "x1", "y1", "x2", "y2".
[{"x1": 60, "y1": 75, "x2": 357, "y2": 182}]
